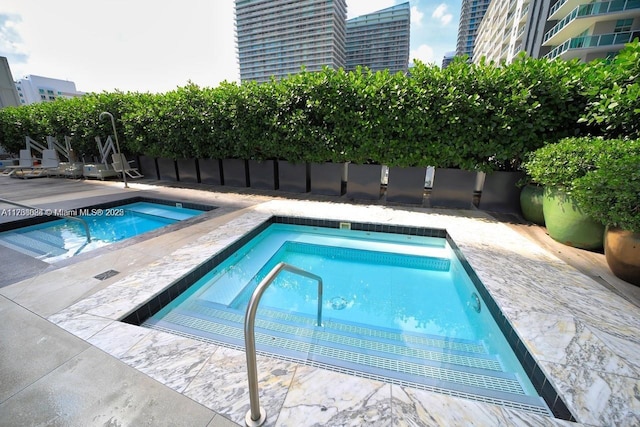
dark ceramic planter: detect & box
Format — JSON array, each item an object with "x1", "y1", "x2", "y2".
[
  {"x1": 198, "y1": 159, "x2": 222, "y2": 185},
  {"x1": 222, "y1": 158, "x2": 249, "y2": 187},
  {"x1": 542, "y1": 186, "x2": 604, "y2": 250},
  {"x1": 520, "y1": 184, "x2": 545, "y2": 225},
  {"x1": 176, "y1": 158, "x2": 198, "y2": 183},
  {"x1": 429, "y1": 168, "x2": 477, "y2": 209},
  {"x1": 157, "y1": 158, "x2": 177, "y2": 181},
  {"x1": 386, "y1": 166, "x2": 427, "y2": 205},
  {"x1": 310, "y1": 162, "x2": 347, "y2": 196},
  {"x1": 137, "y1": 155, "x2": 158, "y2": 180},
  {"x1": 248, "y1": 159, "x2": 277, "y2": 190},
  {"x1": 278, "y1": 161, "x2": 309, "y2": 193},
  {"x1": 478, "y1": 171, "x2": 525, "y2": 214},
  {"x1": 346, "y1": 163, "x2": 383, "y2": 200}
]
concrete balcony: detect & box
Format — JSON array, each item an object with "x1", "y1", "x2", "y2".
[
  {"x1": 544, "y1": 30, "x2": 637, "y2": 60},
  {"x1": 543, "y1": 0, "x2": 640, "y2": 46},
  {"x1": 548, "y1": 0, "x2": 585, "y2": 20}
]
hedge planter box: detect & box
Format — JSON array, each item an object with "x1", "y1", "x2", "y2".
[
  {"x1": 222, "y1": 158, "x2": 249, "y2": 187},
  {"x1": 157, "y1": 158, "x2": 177, "y2": 181},
  {"x1": 310, "y1": 162, "x2": 347, "y2": 196},
  {"x1": 198, "y1": 159, "x2": 222, "y2": 185},
  {"x1": 278, "y1": 161, "x2": 309, "y2": 193},
  {"x1": 429, "y1": 168, "x2": 477, "y2": 209},
  {"x1": 176, "y1": 158, "x2": 198, "y2": 183},
  {"x1": 542, "y1": 186, "x2": 604, "y2": 250},
  {"x1": 137, "y1": 155, "x2": 158, "y2": 180},
  {"x1": 386, "y1": 166, "x2": 427, "y2": 205},
  {"x1": 478, "y1": 171, "x2": 525, "y2": 214},
  {"x1": 346, "y1": 163, "x2": 383, "y2": 200},
  {"x1": 248, "y1": 159, "x2": 277, "y2": 190}
]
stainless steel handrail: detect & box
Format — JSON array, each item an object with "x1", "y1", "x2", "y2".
[
  {"x1": 244, "y1": 262, "x2": 323, "y2": 427},
  {"x1": 0, "y1": 197, "x2": 91, "y2": 243}
]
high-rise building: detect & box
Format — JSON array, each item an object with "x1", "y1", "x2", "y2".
[
  {"x1": 0, "y1": 57, "x2": 20, "y2": 109},
  {"x1": 235, "y1": 0, "x2": 348, "y2": 83},
  {"x1": 14, "y1": 75, "x2": 84, "y2": 105},
  {"x1": 456, "y1": 0, "x2": 492, "y2": 61},
  {"x1": 474, "y1": 0, "x2": 640, "y2": 64},
  {"x1": 345, "y1": 2, "x2": 410, "y2": 73},
  {"x1": 473, "y1": 0, "x2": 542, "y2": 63},
  {"x1": 441, "y1": 51, "x2": 457, "y2": 68},
  {"x1": 542, "y1": 0, "x2": 640, "y2": 61}
]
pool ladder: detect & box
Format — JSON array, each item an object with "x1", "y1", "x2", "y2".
[
  {"x1": 0, "y1": 197, "x2": 91, "y2": 244},
  {"x1": 244, "y1": 262, "x2": 323, "y2": 427}
]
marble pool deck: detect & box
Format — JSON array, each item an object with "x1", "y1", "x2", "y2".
[{"x1": 0, "y1": 177, "x2": 638, "y2": 426}]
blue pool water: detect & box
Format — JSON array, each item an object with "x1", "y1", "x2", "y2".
[
  {"x1": 146, "y1": 223, "x2": 551, "y2": 415},
  {"x1": 0, "y1": 201, "x2": 204, "y2": 261}
]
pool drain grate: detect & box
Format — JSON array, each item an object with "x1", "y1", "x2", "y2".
[{"x1": 94, "y1": 270, "x2": 120, "y2": 280}]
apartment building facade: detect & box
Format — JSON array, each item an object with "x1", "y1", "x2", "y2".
[
  {"x1": 15, "y1": 75, "x2": 84, "y2": 105},
  {"x1": 345, "y1": 2, "x2": 410, "y2": 73},
  {"x1": 235, "y1": 0, "x2": 348, "y2": 83},
  {"x1": 474, "y1": 0, "x2": 640, "y2": 64},
  {"x1": 456, "y1": 0, "x2": 492, "y2": 60},
  {"x1": 543, "y1": 0, "x2": 640, "y2": 61}
]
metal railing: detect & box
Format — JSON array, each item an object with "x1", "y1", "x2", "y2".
[
  {"x1": 243, "y1": 262, "x2": 323, "y2": 427},
  {"x1": 544, "y1": 0, "x2": 640, "y2": 44},
  {"x1": 0, "y1": 197, "x2": 91, "y2": 244},
  {"x1": 545, "y1": 31, "x2": 634, "y2": 60},
  {"x1": 549, "y1": 0, "x2": 569, "y2": 18}
]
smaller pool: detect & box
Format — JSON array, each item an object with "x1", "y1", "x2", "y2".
[
  {"x1": 144, "y1": 222, "x2": 556, "y2": 416},
  {"x1": 0, "y1": 201, "x2": 207, "y2": 262}
]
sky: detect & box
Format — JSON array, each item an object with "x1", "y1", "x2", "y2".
[{"x1": 0, "y1": 0, "x2": 461, "y2": 94}]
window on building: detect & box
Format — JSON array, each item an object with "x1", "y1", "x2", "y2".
[
  {"x1": 40, "y1": 95, "x2": 46, "y2": 100},
  {"x1": 38, "y1": 89, "x2": 45, "y2": 94},
  {"x1": 614, "y1": 19, "x2": 633, "y2": 33}
]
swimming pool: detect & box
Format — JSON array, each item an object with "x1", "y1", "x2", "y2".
[
  {"x1": 143, "y1": 221, "x2": 556, "y2": 416},
  {"x1": 0, "y1": 199, "x2": 209, "y2": 262}
]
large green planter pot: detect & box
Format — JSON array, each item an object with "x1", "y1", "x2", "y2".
[
  {"x1": 520, "y1": 184, "x2": 545, "y2": 225},
  {"x1": 605, "y1": 227, "x2": 640, "y2": 286},
  {"x1": 542, "y1": 187, "x2": 604, "y2": 250}
]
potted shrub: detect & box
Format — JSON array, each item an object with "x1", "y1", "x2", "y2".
[
  {"x1": 473, "y1": 55, "x2": 589, "y2": 214},
  {"x1": 427, "y1": 132, "x2": 478, "y2": 209},
  {"x1": 573, "y1": 141, "x2": 640, "y2": 285},
  {"x1": 522, "y1": 137, "x2": 611, "y2": 250}
]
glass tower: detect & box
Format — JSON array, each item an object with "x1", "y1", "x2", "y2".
[
  {"x1": 345, "y1": 2, "x2": 411, "y2": 73},
  {"x1": 235, "y1": 0, "x2": 347, "y2": 83},
  {"x1": 456, "y1": 0, "x2": 492, "y2": 60}
]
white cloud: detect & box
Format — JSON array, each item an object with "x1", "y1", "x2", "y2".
[
  {"x1": 432, "y1": 4, "x2": 453, "y2": 26},
  {"x1": 410, "y1": 6, "x2": 423, "y2": 28},
  {"x1": 410, "y1": 44, "x2": 435, "y2": 65},
  {"x1": 0, "y1": 13, "x2": 28, "y2": 65}
]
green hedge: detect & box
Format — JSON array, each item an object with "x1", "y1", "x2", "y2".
[{"x1": 1, "y1": 41, "x2": 638, "y2": 170}]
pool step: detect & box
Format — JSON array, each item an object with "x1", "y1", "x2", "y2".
[
  {"x1": 0, "y1": 230, "x2": 68, "y2": 259},
  {"x1": 144, "y1": 301, "x2": 551, "y2": 416}
]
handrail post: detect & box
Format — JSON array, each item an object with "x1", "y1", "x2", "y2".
[{"x1": 244, "y1": 262, "x2": 323, "y2": 427}]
